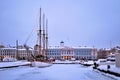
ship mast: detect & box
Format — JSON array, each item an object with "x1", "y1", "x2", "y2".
[
  {"x1": 39, "y1": 8, "x2": 42, "y2": 55},
  {"x1": 16, "y1": 40, "x2": 19, "y2": 59},
  {"x1": 46, "y1": 19, "x2": 48, "y2": 56},
  {"x1": 38, "y1": 7, "x2": 48, "y2": 58},
  {"x1": 43, "y1": 13, "x2": 45, "y2": 56}
]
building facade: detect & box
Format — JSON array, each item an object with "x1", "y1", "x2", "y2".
[
  {"x1": 97, "y1": 49, "x2": 110, "y2": 59},
  {"x1": 47, "y1": 47, "x2": 97, "y2": 60},
  {"x1": 0, "y1": 45, "x2": 97, "y2": 61},
  {"x1": 0, "y1": 47, "x2": 34, "y2": 61}
]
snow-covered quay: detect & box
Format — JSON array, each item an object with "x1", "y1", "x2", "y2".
[
  {"x1": 0, "y1": 64, "x2": 119, "y2": 80},
  {"x1": 0, "y1": 61, "x2": 31, "y2": 68}
]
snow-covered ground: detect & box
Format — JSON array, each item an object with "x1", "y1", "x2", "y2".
[
  {"x1": 0, "y1": 64, "x2": 119, "y2": 80},
  {"x1": 31, "y1": 61, "x2": 52, "y2": 67},
  {"x1": 0, "y1": 61, "x2": 30, "y2": 68},
  {"x1": 53, "y1": 60, "x2": 80, "y2": 64},
  {"x1": 98, "y1": 64, "x2": 120, "y2": 74},
  {"x1": 82, "y1": 61, "x2": 94, "y2": 65}
]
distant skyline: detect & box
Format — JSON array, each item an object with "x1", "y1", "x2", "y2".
[{"x1": 0, "y1": 0, "x2": 120, "y2": 48}]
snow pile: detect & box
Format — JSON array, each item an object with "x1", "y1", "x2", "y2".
[
  {"x1": 107, "y1": 54, "x2": 115, "y2": 61},
  {"x1": 0, "y1": 61, "x2": 31, "y2": 68},
  {"x1": 96, "y1": 59, "x2": 107, "y2": 64},
  {"x1": 3, "y1": 57, "x2": 17, "y2": 62},
  {"x1": 31, "y1": 61, "x2": 52, "y2": 68},
  {"x1": 72, "y1": 60, "x2": 80, "y2": 64},
  {"x1": 96, "y1": 59, "x2": 115, "y2": 65},
  {"x1": 83, "y1": 61, "x2": 94, "y2": 65},
  {"x1": 98, "y1": 65, "x2": 120, "y2": 74},
  {"x1": 17, "y1": 61, "x2": 31, "y2": 66},
  {"x1": 53, "y1": 60, "x2": 80, "y2": 64}
]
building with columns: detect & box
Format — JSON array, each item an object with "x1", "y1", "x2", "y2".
[
  {"x1": 0, "y1": 43, "x2": 97, "y2": 61},
  {"x1": 47, "y1": 46, "x2": 97, "y2": 60},
  {"x1": 0, "y1": 46, "x2": 34, "y2": 61}
]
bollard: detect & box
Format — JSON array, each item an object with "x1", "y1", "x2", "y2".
[{"x1": 107, "y1": 65, "x2": 110, "y2": 70}]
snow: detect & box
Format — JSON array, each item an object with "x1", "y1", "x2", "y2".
[
  {"x1": 48, "y1": 46, "x2": 94, "y2": 49},
  {"x1": 31, "y1": 61, "x2": 52, "y2": 67},
  {"x1": 0, "y1": 48, "x2": 16, "y2": 49},
  {"x1": 53, "y1": 60, "x2": 80, "y2": 64},
  {"x1": 0, "y1": 61, "x2": 51, "y2": 68},
  {"x1": 0, "y1": 61, "x2": 30, "y2": 68},
  {"x1": 96, "y1": 60, "x2": 115, "y2": 65},
  {"x1": 98, "y1": 65, "x2": 120, "y2": 74},
  {"x1": 0, "y1": 64, "x2": 119, "y2": 80},
  {"x1": 0, "y1": 47, "x2": 33, "y2": 50},
  {"x1": 3, "y1": 57, "x2": 17, "y2": 62},
  {"x1": 83, "y1": 61, "x2": 94, "y2": 65},
  {"x1": 72, "y1": 47, "x2": 94, "y2": 49},
  {"x1": 94, "y1": 69, "x2": 120, "y2": 80}
]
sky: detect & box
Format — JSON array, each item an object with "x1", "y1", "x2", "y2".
[{"x1": 0, "y1": 0, "x2": 120, "y2": 49}]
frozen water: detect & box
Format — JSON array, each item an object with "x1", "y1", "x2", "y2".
[{"x1": 0, "y1": 64, "x2": 119, "y2": 80}]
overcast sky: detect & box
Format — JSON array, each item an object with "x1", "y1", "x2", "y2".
[{"x1": 0, "y1": 0, "x2": 120, "y2": 48}]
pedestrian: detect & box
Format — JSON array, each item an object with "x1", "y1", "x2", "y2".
[{"x1": 93, "y1": 62, "x2": 97, "y2": 69}]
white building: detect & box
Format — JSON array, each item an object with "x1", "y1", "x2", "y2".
[
  {"x1": 47, "y1": 46, "x2": 97, "y2": 60},
  {"x1": 0, "y1": 45, "x2": 97, "y2": 61},
  {"x1": 0, "y1": 47, "x2": 34, "y2": 61}
]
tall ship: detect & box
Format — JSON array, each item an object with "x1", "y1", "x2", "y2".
[{"x1": 30, "y1": 8, "x2": 51, "y2": 67}]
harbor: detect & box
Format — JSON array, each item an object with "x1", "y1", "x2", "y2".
[
  {"x1": 0, "y1": 0, "x2": 120, "y2": 80},
  {"x1": 0, "y1": 64, "x2": 119, "y2": 80}
]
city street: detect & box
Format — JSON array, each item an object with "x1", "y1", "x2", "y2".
[{"x1": 0, "y1": 64, "x2": 117, "y2": 80}]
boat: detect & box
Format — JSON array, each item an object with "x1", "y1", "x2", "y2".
[{"x1": 27, "y1": 8, "x2": 52, "y2": 68}]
